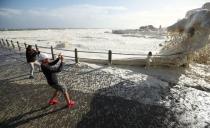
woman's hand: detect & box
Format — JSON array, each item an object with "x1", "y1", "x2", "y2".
[
  {"x1": 58, "y1": 53, "x2": 64, "y2": 62},
  {"x1": 60, "y1": 55, "x2": 64, "y2": 62},
  {"x1": 58, "y1": 53, "x2": 62, "y2": 58}
]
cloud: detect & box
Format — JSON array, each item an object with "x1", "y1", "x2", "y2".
[
  {"x1": 0, "y1": 8, "x2": 22, "y2": 16},
  {"x1": 0, "y1": 5, "x2": 128, "y2": 28},
  {"x1": 0, "y1": 4, "x2": 196, "y2": 28},
  {"x1": 27, "y1": 5, "x2": 128, "y2": 18}
]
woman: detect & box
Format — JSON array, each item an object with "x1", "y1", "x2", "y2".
[
  {"x1": 39, "y1": 53, "x2": 75, "y2": 108},
  {"x1": 26, "y1": 45, "x2": 40, "y2": 79}
]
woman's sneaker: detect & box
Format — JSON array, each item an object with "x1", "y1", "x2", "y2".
[
  {"x1": 29, "y1": 76, "x2": 34, "y2": 79},
  {"x1": 48, "y1": 99, "x2": 58, "y2": 105},
  {"x1": 67, "y1": 100, "x2": 75, "y2": 109}
]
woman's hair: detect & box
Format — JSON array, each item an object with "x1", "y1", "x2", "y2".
[
  {"x1": 27, "y1": 45, "x2": 32, "y2": 50},
  {"x1": 148, "y1": 51, "x2": 152, "y2": 56}
]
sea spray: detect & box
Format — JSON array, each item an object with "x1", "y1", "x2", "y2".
[{"x1": 160, "y1": 2, "x2": 210, "y2": 65}]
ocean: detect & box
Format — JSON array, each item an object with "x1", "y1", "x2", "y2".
[{"x1": 0, "y1": 29, "x2": 165, "y2": 59}]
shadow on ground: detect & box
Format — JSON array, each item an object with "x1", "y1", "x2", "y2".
[
  {"x1": 76, "y1": 66, "x2": 186, "y2": 128},
  {"x1": 0, "y1": 80, "x2": 95, "y2": 128},
  {"x1": 0, "y1": 105, "x2": 66, "y2": 128}
]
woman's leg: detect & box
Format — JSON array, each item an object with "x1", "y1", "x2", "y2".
[
  {"x1": 34, "y1": 61, "x2": 41, "y2": 71},
  {"x1": 63, "y1": 91, "x2": 75, "y2": 108},
  {"x1": 29, "y1": 62, "x2": 34, "y2": 77},
  {"x1": 51, "y1": 90, "x2": 59, "y2": 99},
  {"x1": 49, "y1": 90, "x2": 59, "y2": 105},
  {"x1": 53, "y1": 84, "x2": 75, "y2": 108},
  {"x1": 34, "y1": 61, "x2": 41, "y2": 67},
  {"x1": 63, "y1": 91, "x2": 70, "y2": 103}
]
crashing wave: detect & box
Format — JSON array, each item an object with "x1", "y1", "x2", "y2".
[
  {"x1": 161, "y1": 2, "x2": 210, "y2": 55},
  {"x1": 55, "y1": 41, "x2": 70, "y2": 49}
]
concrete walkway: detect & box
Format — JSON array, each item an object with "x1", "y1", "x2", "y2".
[{"x1": 0, "y1": 48, "x2": 210, "y2": 128}]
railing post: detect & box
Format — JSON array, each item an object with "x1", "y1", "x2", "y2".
[
  {"x1": 24, "y1": 43, "x2": 27, "y2": 49},
  {"x1": 0, "y1": 39, "x2": 3, "y2": 48},
  {"x1": 2, "y1": 39, "x2": 6, "y2": 47},
  {"x1": 0, "y1": 39, "x2": 2, "y2": 47},
  {"x1": 17, "y1": 41, "x2": 21, "y2": 51},
  {"x1": 108, "y1": 50, "x2": 112, "y2": 65},
  {"x1": 3, "y1": 39, "x2": 6, "y2": 46},
  {"x1": 35, "y1": 44, "x2": 38, "y2": 51},
  {"x1": 11, "y1": 40, "x2": 15, "y2": 49},
  {"x1": 51, "y1": 46, "x2": 54, "y2": 60},
  {"x1": 1, "y1": 39, "x2": 4, "y2": 47},
  {"x1": 75, "y1": 48, "x2": 79, "y2": 63},
  {"x1": 6, "y1": 39, "x2": 10, "y2": 48}
]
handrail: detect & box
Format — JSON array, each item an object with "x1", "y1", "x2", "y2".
[
  {"x1": 54, "y1": 48, "x2": 74, "y2": 52},
  {"x1": 41, "y1": 51, "x2": 52, "y2": 54},
  {"x1": 64, "y1": 55, "x2": 75, "y2": 58},
  {"x1": 78, "y1": 50, "x2": 107, "y2": 54},
  {"x1": 36, "y1": 45, "x2": 51, "y2": 49},
  {"x1": 112, "y1": 52, "x2": 147, "y2": 56},
  {"x1": 0, "y1": 38, "x2": 189, "y2": 66}
]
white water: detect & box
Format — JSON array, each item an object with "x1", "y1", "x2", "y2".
[{"x1": 0, "y1": 29, "x2": 165, "y2": 59}]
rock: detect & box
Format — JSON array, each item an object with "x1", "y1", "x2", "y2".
[{"x1": 139, "y1": 25, "x2": 158, "y2": 31}]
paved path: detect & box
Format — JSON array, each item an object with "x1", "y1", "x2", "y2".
[{"x1": 0, "y1": 48, "x2": 210, "y2": 128}]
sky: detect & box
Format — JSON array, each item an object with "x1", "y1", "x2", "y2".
[{"x1": 0, "y1": 0, "x2": 209, "y2": 29}]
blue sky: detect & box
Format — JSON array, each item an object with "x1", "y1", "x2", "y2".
[{"x1": 0, "y1": 0, "x2": 209, "y2": 29}]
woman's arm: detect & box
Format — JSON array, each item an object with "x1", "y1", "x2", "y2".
[{"x1": 48, "y1": 58, "x2": 60, "y2": 66}]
